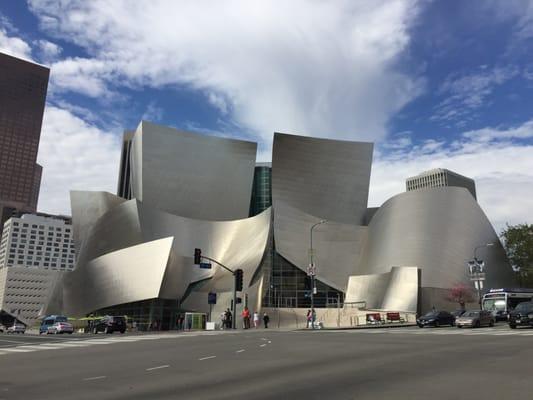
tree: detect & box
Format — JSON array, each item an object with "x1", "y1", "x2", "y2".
[
  {"x1": 445, "y1": 283, "x2": 476, "y2": 310},
  {"x1": 500, "y1": 224, "x2": 533, "y2": 287}
]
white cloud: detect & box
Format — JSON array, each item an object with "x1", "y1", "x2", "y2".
[
  {"x1": 36, "y1": 39, "x2": 61, "y2": 61},
  {"x1": 142, "y1": 101, "x2": 164, "y2": 122},
  {"x1": 0, "y1": 28, "x2": 33, "y2": 61},
  {"x1": 432, "y1": 65, "x2": 519, "y2": 124},
  {"x1": 370, "y1": 120, "x2": 533, "y2": 234},
  {"x1": 36, "y1": 105, "x2": 121, "y2": 215},
  {"x1": 28, "y1": 0, "x2": 424, "y2": 147}
]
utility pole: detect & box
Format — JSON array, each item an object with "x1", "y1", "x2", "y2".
[{"x1": 309, "y1": 220, "x2": 327, "y2": 329}]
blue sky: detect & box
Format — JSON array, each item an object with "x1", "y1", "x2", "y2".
[{"x1": 1, "y1": 0, "x2": 532, "y2": 232}]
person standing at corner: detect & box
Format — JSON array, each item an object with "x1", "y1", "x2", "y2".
[
  {"x1": 263, "y1": 312, "x2": 270, "y2": 329},
  {"x1": 242, "y1": 307, "x2": 251, "y2": 329},
  {"x1": 224, "y1": 308, "x2": 232, "y2": 329},
  {"x1": 306, "y1": 309, "x2": 312, "y2": 328},
  {"x1": 253, "y1": 311, "x2": 260, "y2": 328}
]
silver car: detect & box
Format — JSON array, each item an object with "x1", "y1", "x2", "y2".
[
  {"x1": 6, "y1": 323, "x2": 26, "y2": 334},
  {"x1": 456, "y1": 310, "x2": 495, "y2": 328},
  {"x1": 47, "y1": 321, "x2": 74, "y2": 334}
]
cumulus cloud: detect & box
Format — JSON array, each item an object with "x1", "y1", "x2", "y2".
[
  {"x1": 370, "y1": 119, "x2": 533, "y2": 234},
  {"x1": 0, "y1": 28, "x2": 33, "y2": 61},
  {"x1": 36, "y1": 39, "x2": 61, "y2": 61},
  {"x1": 36, "y1": 106, "x2": 121, "y2": 215},
  {"x1": 28, "y1": 0, "x2": 424, "y2": 146}
]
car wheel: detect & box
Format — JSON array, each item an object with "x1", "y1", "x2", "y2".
[
  {"x1": 120, "y1": 330, "x2": 125, "y2": 334},
  {"x1": 510, "y1": 324, "x2": 517, "y2": 329},
  {"x1": 434, "y1": 321, "x2": 440, "y2": 328},
  {"x1": 489, "y1": 320, "x2": 495, "y2": 327},
  {"x1": 68, "y1": 331, "x2": 73, "y2": 334},
  {"x1": 93, "y1": 327, "x2": 98, "y2": 334},
  {"x1": 475, "y1": 321, "x2": 481, "y2": 328},
  {"x1": 104, "y1": 327, "x2": 110, "y2": 334}
]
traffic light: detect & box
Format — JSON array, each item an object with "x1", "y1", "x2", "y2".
[
  {"x1": 194, "y1": 248, "x2": 202, "y2": 265},
  {"x1": 235, "y1": 268, "x2": 243, "y2": 291}
]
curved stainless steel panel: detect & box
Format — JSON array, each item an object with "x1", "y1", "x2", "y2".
[
  {"x1": 274, "y1": 200, "x2": 367, "y2": 291},
  {"x1": 272, "y1": 132, "x2": 373, "y2": 225},
  {"x1": 70, "y1": 191, "x2": 126, "y2": 254},
  {"x1": 63, "y1": 237, "x2": 173, "y2": 316},
  {"x1": 61, "y1": 190, "x2": 271, "y2": 316},
  {"x1": 360, "y1": 187, "x2": 516, "y2": 289},
  {"x1": 131, "y1": 121, "x2": 257, "y2": 221}
]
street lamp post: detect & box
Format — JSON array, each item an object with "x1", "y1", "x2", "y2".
[
  {"x1": 468, "y1": 243, "x2": 494, "y2": 309},
  {"x1": 309, "y1": 220, "x2": 327, "y2": 329}
]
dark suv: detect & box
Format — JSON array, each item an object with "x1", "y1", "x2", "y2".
[
  {"x1": 509, "y1": 301, "x2": 533, "y2": 329},
  {"x1": 92, "y1": 316, "x2": 126, "y2": 334}
]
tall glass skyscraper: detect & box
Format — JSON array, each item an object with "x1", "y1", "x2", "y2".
[{"x1": 0, "y1": 52, "x2": 49, "y2": 238}]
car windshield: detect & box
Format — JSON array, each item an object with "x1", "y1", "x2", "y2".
[
  {"x1": 463, "y1": 311, "x2": 479, "y2": 317},
  {"x1": 514, "y1": 302, "x2": 533, "y2": 312},
  {"x1": 423, "y1": 312, "x2": 438, "y2": 317},
  {"x1": 56, "y1": 316, "x2": 68, "y2": 322},
  {"x1": 483, "y1": 297, "x2": 506, "y2": 311}
]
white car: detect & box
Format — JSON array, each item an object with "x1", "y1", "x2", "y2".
[
  {"x1": 47, "y1": 321, "x2": 74, "y2": 334},
  {"x1": 6, "y1": 323, "x2": 26, "y2": 334}
]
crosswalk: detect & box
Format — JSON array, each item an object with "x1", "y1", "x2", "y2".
[
  {"x1": 0, "y1": 332, "x2": 220, "y2": 356},
  {"x1": 323, "y1": 327, "x2": 533, "y2": 337}
]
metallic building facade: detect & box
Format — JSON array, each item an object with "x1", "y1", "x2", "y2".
[
  {"x1": 0, "y1": 52, "x2": 49, "y2": 239},
  {"x1": 52, "y1": 125, "x2": 516, "y2": 323}
]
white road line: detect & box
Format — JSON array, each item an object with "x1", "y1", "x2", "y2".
[
  {"x1": 198, "y1": 356, "x2": 216, "y2": 361},
  {"x1": 0, "y1": 339, "x2": 33, "y2": 344},
  {"x1": 146, "y1": 365, "x2": 170, "y2": 371},
  {"x1": 268, "y1": 341, "x2": 272, "y2": 343},
  {"x1": 236, "y1": 349, "x2": 245, "y2": 353},
  {"x1": 259, "y1": 344, "x2": 267, "y2": 347},
  {"x1": 83, "y1": 376, "x2": 106, "y2": 381},
  {"x1": 261, "y1": 338, "x2": 268, "y2": 341},
  {"x1": 0, "y1": 347, "x2": 36, "y2": 352}
]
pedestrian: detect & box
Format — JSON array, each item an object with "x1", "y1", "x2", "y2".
[
  {"x1": 220, "y1": 311, "x2": 226, "y2": 330},
  {"x1": 225, "y1": 308, "x2": 232, "y2": 329},
  {"x1": 263, "y1": 312, "x2": 270, "y2": 329},
  {"x1": 242, "y1": 307, "x2": 251, "y2": 329},
  {"x1": 311, "y1": 308, "x2": 316, "y2": 328},
  {"x1": 306, "y1": 309, "x2": 312, "y2": 328},
  {"x1": 253, "y1": 311, "x2": 260, "y2": 328}
]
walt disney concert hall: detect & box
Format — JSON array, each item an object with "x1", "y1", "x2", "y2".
[{"x1": 47, "y1": 121, "x2": 515, "y2": 328}]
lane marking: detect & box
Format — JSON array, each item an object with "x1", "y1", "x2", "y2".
[
  {"x1": 83, "y1": 376, "x2": 106, "y2": 381},
  {"x1": 0, "y1": 339, "x2": 33, "y2": 344},
  {"x1": 236, "y1": 349, "x2": 245, "y2": 353},
  {"x1": 268, "y1": 341, "x2": 272, "y2": 343},
  {"x1": 146, "y1": 365, "x2": 170, "y2": 371},
  {"x1": 199, "y1": 356, "x2": 216, "y2": 361},
  {"x1": 259, "y1": 344, "x2": 267, "y2": 347}
]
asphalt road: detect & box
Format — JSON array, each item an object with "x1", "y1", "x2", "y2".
[{"x1": 1, "y1": 325, "x2": 532, "y2": 400}]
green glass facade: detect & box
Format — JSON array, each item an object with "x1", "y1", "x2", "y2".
[{"x1": 249, "y1": 165, "x2": 272, "y2": 217}]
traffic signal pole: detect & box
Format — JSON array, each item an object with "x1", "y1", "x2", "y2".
[{"x1": 196, "y1": 254, "x2": 238, "y2": 329}]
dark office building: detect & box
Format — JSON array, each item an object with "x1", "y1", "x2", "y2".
[
  {"x1": 0, "y1": 52, "x2": 49, "y2": 238},
  {"x1": 249, "y1": 163, "x2": 272, "y2": 217}
]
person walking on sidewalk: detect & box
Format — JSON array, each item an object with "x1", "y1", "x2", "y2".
[
  {"x1": 306, "y1": 309, "x2": 312, "y2": 328},
  {"x1": 242, "y1": 307, "x2": 251, "y2": 329},
  {"x1": 253, "y1": 311, "x2": 260, "y2": 328},
  {"x1": 224, "y1": 308, "x2": 232, "y2": 329},
  {"x1": 263, "y1": 312, "x2": 270, "y2": 329}
]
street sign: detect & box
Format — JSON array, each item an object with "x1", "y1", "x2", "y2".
[
  {"x1": 199, "y1": 262, "x2": 212, "y2": 269},
  {"x1": 208, "y1": 292, "x2": 217, "y2": 304}
]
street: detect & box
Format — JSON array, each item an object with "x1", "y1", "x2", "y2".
[{"x1": 1, "y1": 325, "x2": 532, "y2": 399}]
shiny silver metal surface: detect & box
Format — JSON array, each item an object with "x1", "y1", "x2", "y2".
[
  {"x1": 271, "y1": 132, "x2": 373, "y2": 291},
  {"x1": 59, "y1": 190, "x2": 271, "y2": 317},
  {"x1": 129, "y1": 121, "x2": 257, "y2": 221},
  {"x1": 272, "y1": 132, "x2": 373, "y2": 225},
  {"x1": 360, "y1": 187, "x2": 516, "y2": 289},
  {"x1": 345, "y1": 267, "x2": 419, "y2": 312}
]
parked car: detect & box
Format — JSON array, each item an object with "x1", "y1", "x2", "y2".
[
  {"x1": 6, "y1": 323, "x2": 26, "y2": 334},
  {"x1": 92, "y1": 316, "x2": 126, "y2": 334},
  {"x1": 456, "y1": 310, "x2": 495, "y2": 328},
  {"x1": 40, "y1": 315, "x2": 69, "y2": 334},
  {"x1": 417, "y1": 311, "x2": 455, "y2": 328},
  {"x1": 509, "y1": 301, "x2": 533, "y2": 329},
  {"x1": 451, "y1": 309, "x2": 466, "y2": 319},
  {"x1": 47, "y1": 321, "x2": 74, "y2": 334}
]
